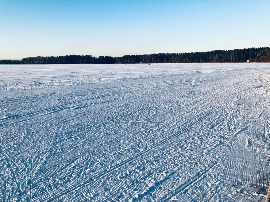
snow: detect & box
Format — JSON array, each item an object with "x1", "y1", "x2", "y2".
[{"x1": 0, "y1": 63, "x2": 269, "y2": 201}]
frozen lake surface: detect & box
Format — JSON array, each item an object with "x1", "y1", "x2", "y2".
[{"x1": 0, "y1": 63, "x2": 270, "y2": 201}]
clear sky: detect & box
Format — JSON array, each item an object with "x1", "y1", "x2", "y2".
[{"x1": 0, "y1": 0, "x2": 270, "y2": 59}]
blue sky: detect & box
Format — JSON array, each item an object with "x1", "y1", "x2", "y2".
[{"x1": 0, "y1": 0, "x2": 270, "y2": 59}]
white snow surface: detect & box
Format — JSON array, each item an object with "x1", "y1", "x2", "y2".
[{"x1": 0, "y1": 63, "x2": 270, "y2": 201}]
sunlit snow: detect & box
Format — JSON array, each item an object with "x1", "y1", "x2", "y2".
[{"x1": 0, "y1": 63, "x2": 269, "y2": 201}]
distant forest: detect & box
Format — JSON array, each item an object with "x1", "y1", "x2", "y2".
[{"x1": 1, "y1": 47, "x2": 270, "y2": 64}]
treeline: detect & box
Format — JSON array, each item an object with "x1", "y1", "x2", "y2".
[
  {"x1": 1, "y1": 47, "x2": 270, "y2": 64},
  {"x1": 0, "y1": 60, "x2": 22, "y2": 64},
  {"x1": 117, "y1": 47, "x2": 270, "y2": 63},
  {"x1": 21, "y1": 55, "x2": 116, "y2": 64}
]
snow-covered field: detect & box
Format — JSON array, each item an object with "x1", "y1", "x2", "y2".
[{"x1": 0, "y1": 63, "x2": 270, "y2": 201}]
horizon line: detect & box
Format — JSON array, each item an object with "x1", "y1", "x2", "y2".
[{"x1": 1, "y1": 46, "x2": 269, "y2": 61}]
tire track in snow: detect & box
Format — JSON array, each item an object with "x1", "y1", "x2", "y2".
[
  {"x1": 30, "y1": 95, "x2": 217, "y2": 198},
  {"x1": 155, "y1": 127, "x2": 247, "y2": 201},
  {"x1": 132, "y1": 171, "x2": 178, "y2": 202},
  {"x1": 43, "y1": 111, "x2": 213, "y2": 201},
  {"x1": 160, "y1": 161, "x2": 217, "y2": 201},
  {"x1": 57, "y1": 99, "x2": 227, "y2": 200},
  {"x1": 0, "y1": 98, "x2": 119, "y2": 128},
  {"x1": 73, "y1": 111, "x2": 226, "y2": 201}
]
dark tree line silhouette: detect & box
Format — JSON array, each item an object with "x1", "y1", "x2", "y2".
[
  {"x1": 1, "y1": 47, "x2": 270, "y2": 64},
  {"x1": 21, "y1": 55, "x2": 116, "y2": 64},
  {"x1": 116, "y1": 47, "x2": 270, "y2": 63},
  {"x1": 0, "y1": 60, "x2": 22, "y2": 64}
]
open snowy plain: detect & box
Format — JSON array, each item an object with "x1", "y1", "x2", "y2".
[{"x1": 0, "y1": 63, "x2": 270, "y2": 201}]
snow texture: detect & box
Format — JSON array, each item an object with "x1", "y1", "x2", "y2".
[{"x1": 0, "y1": 63, "x2": 270, "y2": 201}]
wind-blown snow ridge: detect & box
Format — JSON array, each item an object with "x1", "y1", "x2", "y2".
[{"x1": 0, "y1": 63, "x2": 269, "y2": 201}]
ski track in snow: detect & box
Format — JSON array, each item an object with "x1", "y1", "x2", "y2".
[{"x1": 0, "y1": 63, "x2": 270, "y2": 201}]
